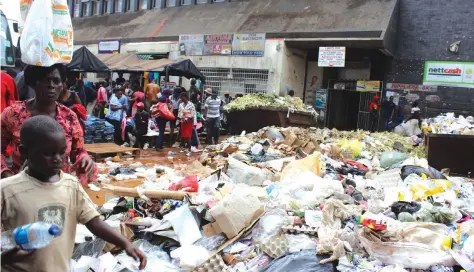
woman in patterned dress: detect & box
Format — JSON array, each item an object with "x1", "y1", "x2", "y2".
[{"x1": 1, "y1": 64, "x2": 97, "y2": 185}]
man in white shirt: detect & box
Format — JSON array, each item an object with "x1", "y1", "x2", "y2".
[{"x1": 204, "y1": 89, "x2": 223, "y2": 144}]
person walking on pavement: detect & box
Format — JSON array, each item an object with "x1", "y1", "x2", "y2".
[{"x1": 204, "y1": 89, "x2": 223, "y2": 145}]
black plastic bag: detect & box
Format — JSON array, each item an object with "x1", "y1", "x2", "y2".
[
  {"x1": 400, "y1": 165, "x2": 447, "y2": 181},
  {"x1": 261, "y1": 250, "x2": 334, "y2": 272},
  {"x1": 391, "y1": 201, "x2": 421, "y2": 216}
]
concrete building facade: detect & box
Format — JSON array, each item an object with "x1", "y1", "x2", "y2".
[{"x1": 72, "y1": 0, "x2": 474, "y2": 125}]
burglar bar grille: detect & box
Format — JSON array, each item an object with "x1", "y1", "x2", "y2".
[{"x1": 198, "y1": 68, "x2": 269, "y2": 97}]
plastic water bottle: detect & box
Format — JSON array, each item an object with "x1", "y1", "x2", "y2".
[{"x1": 1, "y1": 222, "x2": 61, "y2": 251}]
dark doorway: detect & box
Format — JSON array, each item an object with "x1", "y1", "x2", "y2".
[{"x1": 326, "y1": 89, "x2": 361, "y2": 130}]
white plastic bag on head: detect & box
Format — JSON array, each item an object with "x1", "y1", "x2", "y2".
[{"x1": 20, "y1": 0, "x2": 73, "y2": 66}]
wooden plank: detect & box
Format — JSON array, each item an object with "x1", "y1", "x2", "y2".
[{"x1": 85, "y1": 143, "x2": 139, "y2": 155}]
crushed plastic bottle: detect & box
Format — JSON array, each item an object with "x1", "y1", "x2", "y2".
[{"x1": 1, "y1": 222, "x2": 61, "y2": 251}]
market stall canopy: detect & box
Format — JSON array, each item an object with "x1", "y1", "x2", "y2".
[
  {"x1": 164, "y1": 59, "x2": 206, "y2": 83},
  {"x1": 97, "y1": 54, "x2": 175, "y2": 72},
  {"x1": 67, "y1": 46, "x2": 109, "y2": 72}
]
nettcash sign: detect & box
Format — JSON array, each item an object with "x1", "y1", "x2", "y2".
[{"x1": 423, "y1": 61, "x2": 474, "y2": 88}]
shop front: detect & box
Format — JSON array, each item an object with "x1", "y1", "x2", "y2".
[{"x1": 284, "y1": 0, "x2": 400, "y2": 131}]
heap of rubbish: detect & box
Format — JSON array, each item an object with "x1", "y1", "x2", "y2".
[
  {"x1": 224, "y1": 93, "x2": 313, "y2": 113},
  {"x1": 423, "y1": 112, "x2": 474, "y2": 135},
  {"x1": 72, "y1": 126, "x2": 474, "y2": 272}
]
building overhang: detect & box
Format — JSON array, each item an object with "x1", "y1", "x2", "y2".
[{"x1": 73, "y1": 0, "x2": 399, "y2": 56}]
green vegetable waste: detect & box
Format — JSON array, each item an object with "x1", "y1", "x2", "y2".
[{"x1": 224, "y1": 94, "x2": 311, "y2": 112}]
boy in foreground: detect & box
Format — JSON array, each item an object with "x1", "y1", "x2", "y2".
[{"x1": 1, "y1": 116, "x2": 147, "y2": 271}]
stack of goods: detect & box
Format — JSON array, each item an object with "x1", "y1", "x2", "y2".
[
  {"x1": 84, "y1": 116, "x2": 115, "y2": 144},
  {"x1": 423, "y1": 112, "x2": 474, "y2": 135}
]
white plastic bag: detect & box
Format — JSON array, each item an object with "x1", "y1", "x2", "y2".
[
  {"x1": 286, "y1": 234, "x2": 317, "y2": 253},
  {"x1": 170, "y1": 245, "x2": 209, "y2": 270},
  {"x1": 20, "y1": 0, "x2": 73, "y2": 66},
  {"x1": 226, "y1": 157, "x2": 265, "y2": 186}
]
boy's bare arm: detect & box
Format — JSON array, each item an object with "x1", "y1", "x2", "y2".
[{"x1": 85, "y1": 217, "x2": 147, "y2": 269}]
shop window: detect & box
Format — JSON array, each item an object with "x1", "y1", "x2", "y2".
[
  {"x1": 213, "y1": 0, "x2": 225, "y2": 2},
  {"x1": 102, "y1": 0, "x2": 109, "y2": 13},
  {"x1": 74, "y1": 2, "x2": 80, "y2": 17},
  {"x1": 124, "y1": 0, "x2": 131, "y2": 11},
  {"x1": 115, "y1": 0, "x2": 122, "y2": 12},
  {"x1": 196, "y1": 0, "x2": 207, "y2": 4},
  {"x1": 138, "y1": 0, "x2": 148, "y2": 9},
  {"x1": 199, "y1": 68, "x2": 269, "y2": 96},
  {"x1": 81, "y1": 2, "x2": 88, "y2": 16},
  {"x1": 91, "y1": 0, "x2": 100, "y2": 15},
  {"x1": 166, "y1": 0, "x2": 177, "y2": 7},
  {"x1": 181, "y1": 0, "x2": 192, "y2": 5}
]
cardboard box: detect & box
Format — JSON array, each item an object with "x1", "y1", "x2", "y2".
[{"x1": 209, "y1": 191, "x2": 264, "y2": 239}]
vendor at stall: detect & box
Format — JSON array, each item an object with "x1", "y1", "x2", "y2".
[{"x1": 1, "y1": 64, "x2": 97, "y2": 184}]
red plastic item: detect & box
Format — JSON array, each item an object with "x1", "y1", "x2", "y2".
[
  {"x1": 358, "y1": 216, "x2": 387, "y2": 231},
  {"x1": 128, "y1": 209, "x2": 135, "y2": 219},
  {"x1": 343, "y1": 159, "x2": 369, "y2": 172},
  {"x1": 169, "y1": 175, "x2": 199, "y2": 192}
]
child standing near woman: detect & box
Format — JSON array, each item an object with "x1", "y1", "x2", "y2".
[{"x1": 178, "y1": 92, "x2": 196, "y2": 155}]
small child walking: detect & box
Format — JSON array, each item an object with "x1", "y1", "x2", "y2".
[
  {"x1": 178, "y1": 92, "x2": 196, "y2": 154},
  {"x1": 0, "y1": 116, "x2": 147, "y2": 271}
]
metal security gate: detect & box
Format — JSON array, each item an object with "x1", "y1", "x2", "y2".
[
  {"x1": 198, "y1": 68, "x2": 269, "y2": 96},
  {"x1": 357, "y1": 91, "x2": 382, "y2": 131},
  {"x1": 326, "y1": 79, "x2": 382, "y2": 131}
]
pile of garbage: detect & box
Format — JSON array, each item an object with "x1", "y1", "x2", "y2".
[
  {"x1": 72, "y1": 126, "x2": 474, "y2": 272},
  {"x1": 423, "y1": 112, "x2": 474, "y2": 135},
  {"x1": 204, "y1": 126, "x2": 426, "y2": 162},
  {"x1": 224, "y1": 94, "x2": 313, "y2": 113},
  {"x1": 84, "y1": 115, "x2": 115, "y2": 144}
]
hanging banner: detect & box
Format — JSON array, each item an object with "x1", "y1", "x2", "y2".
[
  {"x1": 315, "y1": 89, "x2": 328, "y2": 109},
  {"x1": 98, "y1": 40, "x2": 120, "y2": 54},
  {"x1": 232, "y1": 33, "x2": 265, "y2": 56},
  {"x1": 204, "y1": 34, "x2": 233, "y2": 55},
  {"x1": 386, "y1": 83, "x2": 437, "y2": 92},
  {"x1": 356, "y1": 81, "x2": 381, "y2": 92},
  {"x1": 179, "y1": 34, "x2": 204, "y2": 56},
  {"x1": 423, "y1": 61, "x2": 474, "y2": 88},
  {"x1": 318, "y1": 47, "x2": 346, "y2": 67}
]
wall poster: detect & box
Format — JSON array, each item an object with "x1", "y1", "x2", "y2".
[
  {"x1": 231, "y1": 33, "x2": 266, "y2": 56},
  {"x1": 179, "y1": 34, "x2": 204, "y2": 56},
  {"x1": 204, "y1": 34, "x2": 233, "y2": 55}
]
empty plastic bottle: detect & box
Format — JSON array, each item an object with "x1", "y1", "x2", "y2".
[{"x1": 1, "y1": 222, "x2": 61, "y2": 251}]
